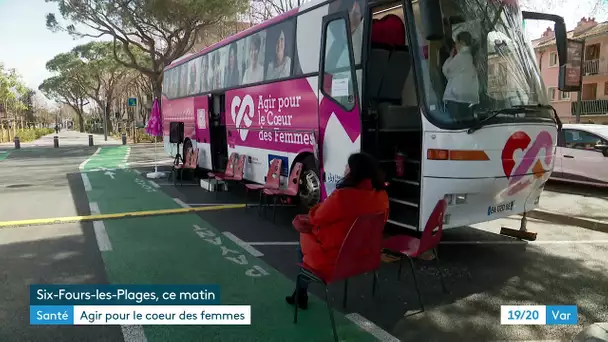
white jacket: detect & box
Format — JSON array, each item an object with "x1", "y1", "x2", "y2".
[{"x1": 442, "y1": 47, "x2": 479, "y2": 104}]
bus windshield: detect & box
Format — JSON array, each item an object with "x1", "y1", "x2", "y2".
[{"x1": 411, "y1": 0, "x2": 554, "y2": 129}]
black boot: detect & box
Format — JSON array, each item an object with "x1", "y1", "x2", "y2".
[{"x1": 285, "y1": 290, "x2": 308, "y2": 310}]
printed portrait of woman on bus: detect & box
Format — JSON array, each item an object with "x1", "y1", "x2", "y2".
[
  {"x1": 266, "y1": 28, "x2": 292, "y2": 81},
  {"x1": 224, "y1": 43, "x2": 240, "y2": 88},
  {"x1": 170, "y1": 69, "x2": 179, "y2": 98},
  {"x1": 330, "y1": 0, "x2": 364, "y2": 65},
  {"x1": 200, "y1": 54, "x2": 209, "y2": 92},
  {"x1": 242, "y1": 34, "x2": 265, "y2": 84},
  {"x1": 180, "y1": 64, "x2": 189, "y2": 97},
  {"x1": 212, "y1": 51, "x2": 223, "y2": 89},
  {"x1": 189, "y1": 61, "x2": 198, "y2": 95}
]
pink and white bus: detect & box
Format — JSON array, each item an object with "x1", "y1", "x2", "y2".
[{"x1": 161, "y1": 0, "x2": 569, "y2": 233}]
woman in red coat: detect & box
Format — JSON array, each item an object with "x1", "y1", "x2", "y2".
[{"x1": 286, "y1": 152, "x2": 389, "y2": 309}]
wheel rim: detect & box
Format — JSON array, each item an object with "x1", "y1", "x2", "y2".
[{"x1": 299, "y1": 169, "x2": 321, "y2": 208}]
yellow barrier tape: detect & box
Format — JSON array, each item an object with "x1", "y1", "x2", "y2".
[{"x1": 0, "y1": 204, "x2": 246, "y2": 228}]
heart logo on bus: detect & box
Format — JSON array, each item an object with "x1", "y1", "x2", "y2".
[
  {"x1": 501, "y1": 131, "x2": 553, "y2": 195},
  {"x1": 230, "y1": 95, "x2": 255, "y2": 141}
]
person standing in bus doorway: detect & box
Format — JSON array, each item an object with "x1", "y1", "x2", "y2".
[
  {"x1": 242, "y1": 34, "x2": 264, "y2": 84},
  {"x1": 285, "y1": 153, "x2": 389, "y2": 309},
  {"x1": 442, "y1": 31, "x2": 479, "y2": 123},
  {"x1": 266, "y1": 29, "x2": 292, "y2": 80},
  {"x1": 224, "y1": 43, "x2": 240, "y2": 87}
]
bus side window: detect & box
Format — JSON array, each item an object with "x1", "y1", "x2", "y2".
[{"x1": 321, "y1": 17, "x2": 356, "y2": 111}]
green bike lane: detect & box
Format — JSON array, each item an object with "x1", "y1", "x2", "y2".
[{"x1": 82, "y1": 147, "x2": 378, "y2": 342}]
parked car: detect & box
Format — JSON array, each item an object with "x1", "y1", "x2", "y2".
[{"x1": 551, "y1": 124, "x2": 608, "y2": 187}]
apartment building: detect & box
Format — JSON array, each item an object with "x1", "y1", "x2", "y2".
[{"x1": 533, "y1": 17, "x2": 608, "y2": 124}]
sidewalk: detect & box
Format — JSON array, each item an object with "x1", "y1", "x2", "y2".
[
  {"x1": 523, "y1": 184, "x2": 608, "y2": 233},
  {"x1": 0, "y1": 130, "x2": 121, "y2": 148}
]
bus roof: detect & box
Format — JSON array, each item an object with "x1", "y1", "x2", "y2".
[{"x1": 166, "y1": 7, "x2": 300, "y2": 71}]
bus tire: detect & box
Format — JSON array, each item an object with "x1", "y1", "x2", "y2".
[{"x1": 298, "y1": 156, "x2": 321, "y2": 209}]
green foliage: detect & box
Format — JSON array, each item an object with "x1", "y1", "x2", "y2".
[
  {"x1": 0, "y1": 63, "x2": 28, "y2": 113},
  {"x1": 45, "y1": 0, "x2": 249, "y2": 96},
  {"x1": 14, "y1": 128, "x2": 55, "y2": 142}
]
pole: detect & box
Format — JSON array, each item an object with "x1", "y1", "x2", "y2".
[
  {"x1": 103, "y1": 103, "x2": 108, "y2": 141},
  {"x1": 576, "y1": 40, "x2": 585, "y2": 124},
  {"x1": 576, "y1": 90, "x2": 582, "y2": 124}
]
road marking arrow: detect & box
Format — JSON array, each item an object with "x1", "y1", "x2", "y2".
[{"x1": 105, "y1": 171, "x2": 116, "y2": 179}]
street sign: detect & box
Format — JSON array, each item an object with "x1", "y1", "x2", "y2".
[
  {"x1": 559, "y1": 39, "x2": 584, "y2": 92},
  {"x1": 128, "y1": 98, "x2": 137, "y2": 107}
]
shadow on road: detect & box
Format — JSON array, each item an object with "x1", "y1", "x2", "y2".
[
  {"x1": 0, "y1": 171, "x2": 122, "y2": 341},
  {"x1": 158, "y1": 173, "x2": 608, "y2": 341},
  {"x1": 546, "y1": 180, "x2": 608, "y2": 199}
]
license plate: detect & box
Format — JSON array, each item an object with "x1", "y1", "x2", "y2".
[{"x1": 488, "y1": 201, "x2": 514, "y2": 215}]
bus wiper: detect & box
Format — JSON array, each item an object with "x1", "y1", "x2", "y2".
[
  {"x1": 467, "y1": 107, "x2": 539, "y2": 134},
  {"x1": 512, "y1": 104, "x2": 563, "y2": 131}
]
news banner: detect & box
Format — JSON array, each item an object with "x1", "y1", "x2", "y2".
[{"x1": 30, "y1": 285, "x2": 250, "y2": 325}]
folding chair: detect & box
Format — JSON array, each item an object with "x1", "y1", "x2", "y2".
[
  {"x1": 208, "y1": 152, "x2": 237, "y2": 192},
  {"x1": 215, "y1": 154, "x2": 246, "y2": 197},
  {"x1": 263, "y1": 162, "x2": 303, "y2": 223},
  {"x1": 382, "y1": 199, "x2": 448, "y2": 312},
  {"x1": 293, "y1": 212, "x2": 387, "y2": 342},
  {"x1": 244, "y1": 158, "x2": 281, "y2": 215},
  {"x1": 172, "y1": 148, "x2": 193, "y2": 185},
  {"x1": 180, "y1": 148, "x2": 199, "y2": 185},
  {"x1": 216, "y1": 154, "x2": 246, "y2": 182}
]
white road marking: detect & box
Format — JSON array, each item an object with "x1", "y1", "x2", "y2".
[
  {"x1": 81, "y1": 173, "x2": 92, "y2": 192},
  {"x1": 156, "y1": 182, "x2": 199, "y2": 187},
  {"x1": 79, "y1": 147, "x2": 101, "y2": 170},
  {"x1": 133, "y1": 169, "x2": 142, "y2": 175},
  {"x1": 122, "y1": 147, "x2": 131, "y2": 164},
  {"x1": 121, "y1": 325, "x2": 148, "y2": 342},
  {"x1": 222, "y1": 232, "x2": 264, "y2": 257},
  {"x1": 173, "y1": 198, "x2": 190, "y2": 208},
  {"x1": 148, "y1": 180, "x2": 160, "y2": 189},
  {"x1": 189, "y1": 203, "x2": 254, "y2": 206},
  {"x1": 247, "y1": 241, "x2": 300, "y2": 246},
  {"x1": 88, "y1": 202, "x2": 112, "y2": 251},
  {"x1": 245, "y1": 240, "x2": 608, "y2": 247},
  {"x1": 345, "y1": 313, "x2": 400, "y2": 342},
  {"x1": 440, "y1": 240, "x2": 608, "y2": 245}
]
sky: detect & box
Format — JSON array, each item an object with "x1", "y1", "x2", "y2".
[{"x1": 0, "y1": 0, "x2": 606, "y2": 101}]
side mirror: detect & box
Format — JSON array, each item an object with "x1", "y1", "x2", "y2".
[
  {"x1": 554, "y1": 20, "x2": 568, "y2": 67},
  {"x1": 595, "y1": 144, "x2": 608, "y2": 157},
  {"x1": 419, "y1": 0, "x2": 444, "y2": 41}
]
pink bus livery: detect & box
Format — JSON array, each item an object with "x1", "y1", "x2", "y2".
[{"x1": 161, "y1": 0, "x2": 570, "y2": 235}]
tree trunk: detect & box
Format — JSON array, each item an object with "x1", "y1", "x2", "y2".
[
  {"x1": 105, "y1": 101, "x2": 114, "y2": 133},
  {"x1": 77, "y1": 114, "x2": 84, "y2": 133},
  {"x1": 150, "y1": 73, "x2": 162, "y2": 117}
]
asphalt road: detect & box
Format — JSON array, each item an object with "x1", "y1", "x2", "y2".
[
  {"x1": 0, "y1": 146, "x2": 122, "y2": 341},
  {"x1": 0, "y1": 141, "x2": 606, "y2": 341},
  {"x1": 163, "y1": 179, "x2": 608, "y2": 342}
]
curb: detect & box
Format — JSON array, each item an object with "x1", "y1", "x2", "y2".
[
  {"x1": 523, "y1": 209, "x2": 608, "y2": 234},
  {"x1": 572, "y1": 323, "x2": 608, "y2": 341}
]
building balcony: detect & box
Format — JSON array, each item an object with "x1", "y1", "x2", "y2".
[
  {"x1": 583, "y1": 59, "x2": 608, "y2": 76},
  {"x1": 571, "y1": 99, "x2": 608, "y2": 115}
]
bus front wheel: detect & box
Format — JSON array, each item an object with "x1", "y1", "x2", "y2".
[{"x1": 298, "y1": 157, "x2": 321, "y2": 209}]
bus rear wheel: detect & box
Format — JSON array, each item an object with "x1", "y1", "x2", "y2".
[{"x1": 298, "y1": 157, "x2": 321, "y2": 209}]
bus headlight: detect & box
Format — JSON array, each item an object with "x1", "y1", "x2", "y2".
[
  {"x1": 445, "y1": 194, "x2": 467, "y2": 205},
  {"x1": 455, "y1": 194, "x2": 467, "y2": 205}
]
